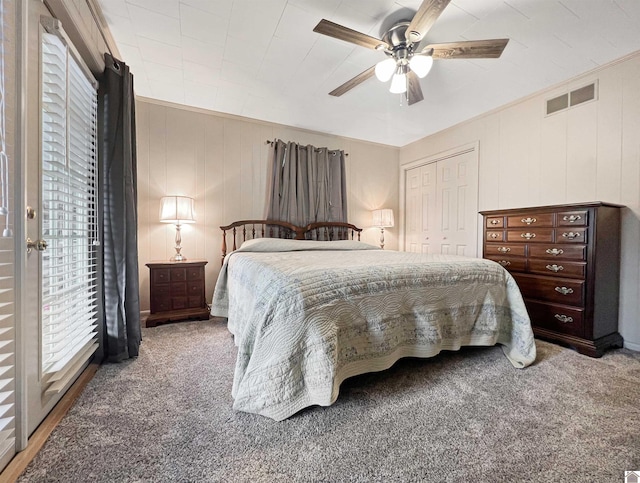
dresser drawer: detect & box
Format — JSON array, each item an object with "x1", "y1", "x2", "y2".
[
  {"x1": 557, "y1": 210, "x2": 588, "y2": 227},
  {"x1": 555, "y1": 228, "x2": 587, "y2": 244},
  {"x1": 486, "y1": 256, "x2": 526, "y2": 272},
  {"x1": 484, "y1": 243, "x2": 526, "y2": 257},
  {"x1": 486, "y1": 230, "x2": 504, "y2": 242},
  {"x1": 528, "y1": 259, "x2": 586, "y2": 279},
  {"x1": 513, "y1": 274, "x2": 584, "y2": 306},
  {"x1": 528, "y1": 244, "x2": 586, "y2": 261},
  {"x1": 486, "y1": 217, "x2": 504, "y2": 228},
  {"x1": 507, "y1": 213, "x2": 553, "y2": 228},
  {"x1": 526, "y1": 300, "x2": 584, "y2": 337},
  {"x1": 506, "y1": 229, "x2": 553, "y2": 243}
]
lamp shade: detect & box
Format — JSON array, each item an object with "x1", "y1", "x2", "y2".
[
  {"x1": 372, "y1": 208, "x2": 394, "y2": 228},
  {"x1": 389, "y1": 72, "x2": 407, "y2": 94},
  {"x1": 375, "y1": 58, "x2": 396, "y2": 82},
  {"x1": 160, "y1": 196, "x2": 195, "y2": 224},
  {"x1": 409, "y1": 54, "x2": 433, "y2": 78}
]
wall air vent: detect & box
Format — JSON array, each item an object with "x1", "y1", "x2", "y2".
[
  {"x1": 546, "y1": 94, "x2": 568, "y2": 115},
  {"x1": 570, "y1": 83, "x2": 596, "y2": 106},
  {"x1": 545, "y1": 81, "x2": 598, "y2": 116}
]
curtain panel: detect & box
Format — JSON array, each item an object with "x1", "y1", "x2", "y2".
[
  {"x1": 99, "y1": 53, "x2": 141, "y2": 361},
  {"x1": 266, "y1": 139, "x2": 347, "y2": 226}
]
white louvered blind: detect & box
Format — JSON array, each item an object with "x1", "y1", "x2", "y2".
[
  {"x1": 41, "y1": 32, "x2": 98, "y2": 395},
  {"x1": 0, "y1": 0, "x2": 16, "y2": 469}
]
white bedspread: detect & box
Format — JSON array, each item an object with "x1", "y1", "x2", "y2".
[{"x1": 211, "y1": 239, "x2": 536, "y2": 421}]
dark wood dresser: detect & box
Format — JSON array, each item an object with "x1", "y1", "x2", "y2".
[
  {"x1": 145, "y1": 260, "x2": 210, "y2": 327},
  {"x1": 480, "y1": 202, "x2": 623, "y2": 357}
]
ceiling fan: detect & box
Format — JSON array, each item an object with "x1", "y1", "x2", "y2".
[{"x1": 313, "y1": 0, "x2": 509, "y2": 105}]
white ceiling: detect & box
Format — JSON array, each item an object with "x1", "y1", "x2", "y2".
[{"x1": 97, "y1": 0, "x2": 640, "y2": 147}]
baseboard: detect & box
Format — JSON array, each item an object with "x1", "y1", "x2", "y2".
[{"x1": 624, "y1": 340, "x2": 640, "y2": 352}]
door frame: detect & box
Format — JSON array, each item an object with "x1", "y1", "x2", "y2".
[{"x1": 398, "y1": 141, "x2": 480, "y2": 253}]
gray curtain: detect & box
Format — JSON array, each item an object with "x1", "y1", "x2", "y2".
[
  {"x1": 99, "y1": 53, "x2": 141, "y2": 361},
  {"x1": 266, "y1": 139, "x2": 347, "y2": 226}
]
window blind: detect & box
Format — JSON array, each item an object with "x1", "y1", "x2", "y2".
[
  {"x1": 0, "y1": 0, "x2": 16, "y2": 468},
  {"x1": 41, "y1": 32, "x2": 98, "y2": 395}
]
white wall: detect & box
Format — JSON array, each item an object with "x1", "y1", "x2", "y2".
[
  {"x1": 136, "y1": 99, "x2": 400, "y2": 312},
  {"x1": 400, "y1": 52, "x2": 640, "y2": 351}
]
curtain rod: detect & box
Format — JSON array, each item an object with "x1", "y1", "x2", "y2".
[{"x1": 265, "y1": 140, "x2": 348, "y2": 156}]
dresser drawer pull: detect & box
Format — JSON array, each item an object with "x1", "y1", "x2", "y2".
[
  {"x1": 521, "y1": 232, "x2": 536, "y2": 239},
  {"x1": 554, "y1": 314, "x2": 574, "y2": 323},
  {"x1": 554, "y1": 286, "x2": 574, "y2": 295},
  {"x1": 546, "y1": 264, "x2": 564, "y2": 272},
  {"x1": 497, "y1": 247, "x2": 510, "y2": 253},
  {"x1": 489, "y1": 233, "x2": 500, "y2": 239},
  {"x1": 545, "y1": 248, "x2": 564, "y2": 256},
  {"x1": 562, "y1": 232, "x2": 581, "y2": 240},
  {"x1": 498, "y1": 260, "x2": 511, "y2": 267},
  {"x1": 563, "y1": 215, "x2": 582, "y2": 223},
  {"x1": 490, "y1": 219, "x2": 500, "y2": 225},
  {"x1": 521, "y1": 217, "x2": 537, "y2": 224}
]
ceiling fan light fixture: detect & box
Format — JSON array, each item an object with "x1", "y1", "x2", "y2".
[
  {"x1": 375, "y1": 58, "x2": 396, "y2": 82},
  {"x1": 409, "y1": 54, "x2": 433, "y2": 78},
  {"x1": 389, "y1": 72, "x2": 407, "y2": 94}
]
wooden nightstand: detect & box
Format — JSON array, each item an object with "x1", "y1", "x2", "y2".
[{"x1": 145, "y1": 260, "x2": 210, "y2": 327}]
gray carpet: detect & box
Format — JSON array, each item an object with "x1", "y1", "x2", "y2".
[{"x1": 18, "y1": 319, "x2": 640, "y2": 483}]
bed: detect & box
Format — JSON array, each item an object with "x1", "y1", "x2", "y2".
[{"x1": 211, "y1": 220, "x2": 536, "y2": 421}]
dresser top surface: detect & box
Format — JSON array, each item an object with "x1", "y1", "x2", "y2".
[
  {"x1": 480, "y1": 201, "x2": 623, "y2": 216},
  {"x1": 146, "y1": 260, "x2": 208, "y2": 268}
]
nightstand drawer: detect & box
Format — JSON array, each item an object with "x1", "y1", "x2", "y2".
[
  {"x1": 151, "y1": 296, "x2": 170, "y2": 312},
  {"x1": 172, "y1": 296, "x2": 188, "y2": 310},
  {"x1": 170, "y1": 267, "x2": 187, "y2": 281},
  {"x1": 153, "y1": 269, "x2": 170, "y2": 284},
  {"x1": 188, "y1": 295, "x2": 203, "y2": 308},
  {"x1": 187, "y1": 267, "x2": 203, "y2": 280}
]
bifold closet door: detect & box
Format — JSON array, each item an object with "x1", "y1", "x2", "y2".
[{"x1": 403, "y1": 149, "x2": 479, "y2": 256}]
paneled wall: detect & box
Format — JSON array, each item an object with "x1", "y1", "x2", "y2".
[
  {"x1": 400, "y1": 52, "x2": 640, "y2": 350},
  {"x1": 136, "y1": 99, "x2": 400, "y2": 312}
]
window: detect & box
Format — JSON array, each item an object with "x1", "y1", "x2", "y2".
[{"x1": 40, "y1": 31, "x2": 98, "y2": 394}]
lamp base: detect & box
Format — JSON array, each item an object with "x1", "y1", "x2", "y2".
[{"x1": 170, "y1": 253, "x2": 187, "y2": 262}]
